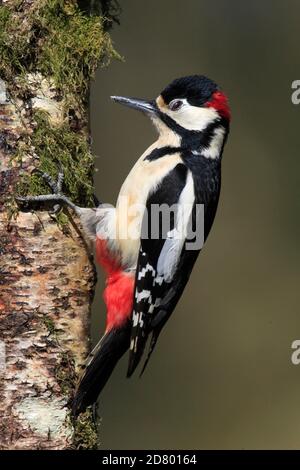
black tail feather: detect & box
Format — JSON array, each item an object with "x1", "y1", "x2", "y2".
[
  {"x1": 72, "y1": 323, "x2": 130, "y2": 416},
  {"x1": 139, "y1": 308, "x2": 175, "y2": 377},
  {"x1": 126, "y1": 332, "x2": 148, "y2": 378},
  {"x1": 139, "y1": 331, "x2": 159, "y2": 378}
]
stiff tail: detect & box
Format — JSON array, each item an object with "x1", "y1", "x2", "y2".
[{"x1": 72, "y1": 323, "x2": 130, "y2": 416}]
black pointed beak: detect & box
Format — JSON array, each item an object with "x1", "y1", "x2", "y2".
[{"x1": 111, "y1": 96, "x2": 157, "y2": 114}]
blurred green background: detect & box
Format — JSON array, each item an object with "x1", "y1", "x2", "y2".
[{"x1": 90, "y1": 0, "x2": 300, "y2": 449}]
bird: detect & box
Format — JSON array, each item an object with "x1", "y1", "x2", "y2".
[{"x1": 17, "y1": 75, "x2": 230, "y2": 415}]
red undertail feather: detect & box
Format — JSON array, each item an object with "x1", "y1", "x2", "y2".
[{"x1": 96, "y1": 237, "x2": 134, "y2": 332}]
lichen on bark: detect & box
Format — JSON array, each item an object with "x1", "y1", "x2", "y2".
[{"x1": 0, "y1": 0, "x2": 119, "y2": 450}]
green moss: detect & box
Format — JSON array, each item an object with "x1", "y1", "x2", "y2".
[
  {"x1": 72, "y1": 409, "x2": 98, "y2": 450},
  {"x1": 42, "y1": 315, "x2": 56, "y2": 336},
  {"x1": 3, "y1": 1, "x2": 120, "y2": 207},
  {"x1": 0, "y1": 1, "x2": 119, "y2": 98},
  {"x1": 37, "y1": 0, "x2": 119, "y2": 100},
  {"x1": 5, "y1": 195, "x2": 19, "y2": 222},
  {"x1": 55, "y1": 352, "x2": 98, "y2": 449},
  {"x1": 54, "y1": 211, "x2": 72, "y2": 234},
  {"x1": 42, "y1": 319, "x2": 78, "y2": 399},
  {"x1": 16, "y1": 111, "x2": 94, "y2": 207},
  {"x1": 55, "y1": 350, "x2": 77, "y2": 396},
  {"x1": 1, "y1": 2, "x2": 120, "y2": 208},
  {"x1": 0, "y1": 6, "x2": 29, "y2": 80}
]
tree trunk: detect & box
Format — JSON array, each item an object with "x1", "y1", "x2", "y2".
[{"x1": 0, "y1": 0, "x2": 119, "y2": 449}]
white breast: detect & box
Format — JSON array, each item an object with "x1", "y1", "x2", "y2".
[{"x1": 115, "y1": 141, "x2": 182, "y2": 269}]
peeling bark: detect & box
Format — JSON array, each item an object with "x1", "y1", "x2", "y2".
[{"x1": 0, "y1": 0, "x2": 118, "y2": 450}]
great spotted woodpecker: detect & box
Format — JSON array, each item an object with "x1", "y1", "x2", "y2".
[{"x1": 18, "y1": 75, "x2": 230, "y2": 415}]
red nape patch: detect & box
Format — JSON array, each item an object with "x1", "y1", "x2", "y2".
[
  {"x1": 104, "y1": 272, "x2": 135, "y2": 332},
  {"x1": 205, "y1": 91, "x2": 231, "y2": 120}
]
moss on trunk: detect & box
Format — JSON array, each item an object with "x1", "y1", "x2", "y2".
[{"x1": 0, "y1": 0, "x2": 119, "y2": 207}]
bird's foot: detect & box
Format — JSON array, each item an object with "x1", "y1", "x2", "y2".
[{"x1": 16, "y1": 169, "x2": 78, "y2": 214}]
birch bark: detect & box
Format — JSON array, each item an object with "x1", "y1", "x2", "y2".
[{"x1": 0, "y1": 0, "x2": 118, "y2": 449}]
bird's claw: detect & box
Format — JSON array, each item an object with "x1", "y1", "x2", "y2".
[
  {"x1": 16, "y1": 168, "x2": 77, "y2": 213},
  {"x1": 31, "y1": 169, "x2": 60, "y2": 194},
  {"x1": 49, "y1": 203, "x2": 62, "y2": 216}
]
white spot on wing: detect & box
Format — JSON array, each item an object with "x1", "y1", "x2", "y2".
[
  {"x1": 135, "y1": 289, "x2": 151, "y2": 303},
  {"x1": 132, "y1": 311, "x2": 139, "y2": 327},
  {"x1": 149, "y1": 297, "x2": 161, "y2": 314},
  {"x1": 138, "y1": 263, "x2": 155, "y2": 280},
  {"x1": 138, "y1": 314, "x2": 144, "y2": 328}
]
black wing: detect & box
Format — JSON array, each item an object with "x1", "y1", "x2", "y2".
[
  {"x1": 127, "y1": 154, "x2": 222, "y2": 377},
  {"x1": 127, "y1": 163, "x2": 198, "y2": 376}
]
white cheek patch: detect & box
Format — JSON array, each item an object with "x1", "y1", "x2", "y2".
[
  {"x1": 201, "y1": 126, "x2": 226, "y2": 160},
  {"x1": 164, "y1": 100, "x2": 219, "y2": 132}
]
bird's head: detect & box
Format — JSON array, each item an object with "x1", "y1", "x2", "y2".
[{"x1": 111, "y1": 75, "x2": 230, "y2": 147}]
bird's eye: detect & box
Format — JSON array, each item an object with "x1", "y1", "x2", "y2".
[{"x1": 169, "y1": 99, "x2": 183, "y2": 111}]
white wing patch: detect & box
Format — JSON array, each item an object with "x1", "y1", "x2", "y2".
[{"x1": 157, "y1": 170, "x2": 195, "y2": 282}]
